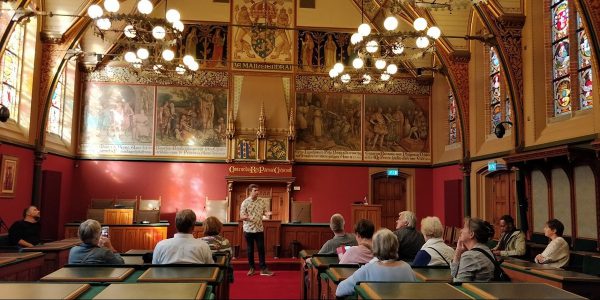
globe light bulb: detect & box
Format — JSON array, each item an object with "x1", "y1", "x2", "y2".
[
  {"x1": 381, "y1": 73, "x2": 391, "y2": 81},
  {"x1": 413, "y1": 17, "x2": 427, "y2": 31},
  {"x1": 365, "y1": 40, "x2": 379, "y2": 53},
  {"x1": 357, "y1": 23, "x2": 371, "y2": 37},
  {"x1": 427, "y1": 26, "x2": 441, "y2": 39},
  {"x1": 183, "y1": 55, "x2": 195, "y2": 66},
  {"x1": 123, "y1": 25, "x2": 136, "y2": 38},
  {"x1": 188, "y1": 61, "x2": 199, "y2": 71},
  {"x1": 362, "y1": 74, "x2": 372, "y2": 84},
  {"x1": 375, "y1": 59, "x2": 386, "y2": 70},
  {"x1": 350, "y1": 33, "x2": 363, "y2": 45},
  {"x1": 329, "y1": 69, "x2": 339, "y2": 78},
  {"x1": 176, "y1": 65, "x2": 186, "y2": 75},
  {"x1": 416, "y1": 36, "x2": 430, "y2": 48},
  {"x1": 173, "y1": 20, "x2": 184, "y2": 32},
  {"x1": 333, "y1": 62, "x2": 344, "y2": 73},
  {"x1": 392, "y1": 42, "x2": 404, "y2": 55},
  {"x1": 352, "y1": 57, "x2": 364, "y2": 69},
  {"x1": 386, "y1": 64, "x2": 398, "y2": 75},
  {"x1": 384, "y1": 16, "x2": 398, "y2": 31},
  {"x1": 136, "y1": 48, "x2": 149, "y2": 60},
  {"x1": 137, "y1": 0, "x2": 153, "y2": 15},
  {"x1": 162, "y1": 49, "x2": 175, "y2": 61},
  {"x1": 87, "y1": 4, "x2": 103, "y2": 19},
  {"x1": 124, "y1": 51, "x2": 137, "y2": 63},
  {"x1": 96, "y1": 18, "x2": 111, "y2": 30},
  {"x1": 341, "y1": 74, "x2": 351, "y2": 83},
  {"x1": 103, "y1": 0, "x2": 120, "y2": 13},
  {"x1": 153, "y1": 64, "x2": 164, "y2": 73},
  {"x1": 166, "y1": 9, "x2": 181, "y2": 23},
  {"x1": 152, "y1": 26, "x2": 166, "y2": 40},
  {"x1": 132, "y1": 59, "x2": 142, "y2": 69}
]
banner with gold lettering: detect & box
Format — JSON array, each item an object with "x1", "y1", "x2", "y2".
[{"x1": 227, "y1": 164, "x2": 292, "y2": 177}]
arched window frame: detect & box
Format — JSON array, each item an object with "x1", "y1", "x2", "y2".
[
  {"x1": 45, "y1": 59, "x2": 76, "y2": 151},
  {"x1": 485, "y1": 46, "x2": 511, "y2": 135},
  {"x1": 448, "y1": 91, "x2": 459, "y2": 145},
  {"x1": 0, "y1": 23, "x2": 24, "y2": 122}
]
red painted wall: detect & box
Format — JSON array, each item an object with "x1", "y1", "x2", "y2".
[
  {"x1": 414, "y1": 168, "x2": 434, "y2": 224},
  {"x1": 42, "y1": 154, "x2": 76, "y2": 238},
  {"x1": 292, "y1": 165, "x2": 369, "y2": 232},
  {"x1": 432, "y1": 164, "x2": 463, "y2": 226},
  {"x1": 0, "y1": 144, "x2": 34, "y2": 230}
]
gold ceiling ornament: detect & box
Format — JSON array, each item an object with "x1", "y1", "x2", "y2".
[
  {"x1": 389, "y1": 0, "x2": 488, "y2": 12},
  {"x1": 87, "y1": 0, "x2": 198, "y2": 75}
]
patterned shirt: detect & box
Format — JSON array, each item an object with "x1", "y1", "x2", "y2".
[
  {"x1": 240, "y1": 197, "x2": 268, "y2": 233},
  {"x1": 200, "y1": 235, "x2": 232, "y2": 254}
]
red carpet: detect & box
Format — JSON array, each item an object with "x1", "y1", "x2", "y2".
[{"x1": 230, "y1": 270, "x2": 301, "y2": 299}]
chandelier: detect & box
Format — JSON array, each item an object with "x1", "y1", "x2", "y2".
[
  {"x1": 87, "y1": 0, "x2": 199, "y2": 74},
  {"x1": 329, "y1": 15, "x2": 440, "y2": 85}
]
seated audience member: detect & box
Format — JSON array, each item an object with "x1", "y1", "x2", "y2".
[
  {"x1": 492, "y1": 215, "x2": 526, "y2": 258},
  {"x1": 200, "y1": 216, "x2": 232, "y2": 254},
  {"x1": 336, "y1": 229, "x2": 416, "y2": 297},
  {"x1": 339, "y1": 219, "x2": 375, "y2": 264},
  {"x1": 68, "y1": 219, "x2": 124, "y2": 265},
  {"x1": 535, "y1": 219, "x2": 569, "y2": 268},
  {"x1": 153, "y1": 209, "x2": 214, "y2": 264},
  {"x1": 451, "y1": 218, "x2": 496, "y2": 282},
  {"x1": 8, "y1": 206, "x2": 41, "y2": 248},
  {"x1": 318, "y1": 214, "x2": 357, "y2": 254},
  {"x1": 394, "y1": 210, "x2": 425, "y2": 261},
  {"x1": 412, "y1": 216, "x2": 455, "y2": 267}
]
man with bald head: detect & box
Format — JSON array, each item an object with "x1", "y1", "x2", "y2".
[
  {"x1": 318, "y1": 213, "x2": 357, "y2": 254},
  {"x1": 9, "y1": 206, "x2": 41, "y2": 248}
]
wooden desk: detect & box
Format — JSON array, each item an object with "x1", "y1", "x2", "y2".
[
  {"x1": 501, "y1": 258, "x2": 560, "y2": 270},
  {"x1": 0, "y1": 283, "x2": 90, "y2": 299},
  {"x1": 124, "y1": 249, "x2": 153, "y2": 255},
  {"x1": 0, "y1": 252, "x2": 45, "y2": 281},
  {"x1": 23, "y1": 241, "x2": 78, "y2": 276},
  {"x1": 309, "y1": 256, "x2": 339, "y2": 300},
  {"x1": 122, "y1": 255, "x2": 145, "y2": 265},
  {"x1": 355, "y1": 282, "x2": 472, "y2": 299},
  {"x1": 325, "y1": 266, "x2": 358, "y2": 299},
  {"x1": 64, "y1": 224, "x2": 168, "y2": 253},
  {"x1": 501, "y1": 265, "x2": 600, "y2": 300},
  {"x1": 137, "y1": 266, "x2": 220, "y2": 283},
  {"x1": 462, "y1": 282, "x2": 586, "y2": 299},
  {"x1": 41, "y1": 267, "x2": 134, "y2": 282},
  {"x1": 94, "y1": 283, "x2": 209, "y2": 300},
  {"x1": 413, "y1": 268, "x2": 453, "y2": 282},
  {"x1": 0, "y1": 257, "x2": 16, "y2": 265}
]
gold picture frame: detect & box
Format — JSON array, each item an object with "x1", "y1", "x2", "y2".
[{"x1": 0, "y1": 155, "x2": 18, "y2": 197}]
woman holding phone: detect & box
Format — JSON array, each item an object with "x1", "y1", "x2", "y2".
[{"x1": 68, "y1": 219, "x2": 124, "y2": 265}]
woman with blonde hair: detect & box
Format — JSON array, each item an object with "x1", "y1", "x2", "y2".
[{"x1": 412, "y1": 216, "x2": 455, "y2": 267}]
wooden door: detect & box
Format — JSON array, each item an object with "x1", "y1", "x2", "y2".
[
  {"x1": 41, "y1": 171, "x2": 61, "y2": 241},
  {"x1": 231, "y1": 183, "x2": 288, "y2": 222},
  {"x1": 372, "y1": 174, "x2": 407, "y2": 230},
  {"x1": 487, "y1": 171, "x2": 516, "y2": 239}
]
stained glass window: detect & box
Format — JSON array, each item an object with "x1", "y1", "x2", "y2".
[
  {"x1": 550, "y1": 1, "x2": 594, "y2": 115},
  {"x1": 489, "y1": 46, "x2": 510, "y2": 133},
  {"x1": 48, "y1": 69, "x2": 65, "y2": 135},
  {"x1": 448, "y1": 92, "x2": 457, "y2": 144},
  {"x1": 0, "y1": 24, "x2": 24, "y2": 119}
]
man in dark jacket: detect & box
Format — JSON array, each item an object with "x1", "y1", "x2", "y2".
[
  {"x1": 394, "y1": 210, "x2": 424, "y2": 261},
  {"x1": 9, "y1": 206, "x2": 41, "y2": 248}
]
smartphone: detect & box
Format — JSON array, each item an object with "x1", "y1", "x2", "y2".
[{"x1": 101, "y1": 226, "x2": 109, "y2": 238}]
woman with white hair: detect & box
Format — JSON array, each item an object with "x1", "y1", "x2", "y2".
[
  {"x1": 68, "y1": 219, "x2": 124, "y2": 265},
  {"x1": 412, "y1": 216, "x2": 455, "y2": 266},
  {"x1": 336, "y1": 229, "x2": 416, "y2": 297}
]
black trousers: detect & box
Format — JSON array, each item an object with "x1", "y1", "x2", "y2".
[{"x1": 244, "y1": 231, "x2": 267, "y2": 269}]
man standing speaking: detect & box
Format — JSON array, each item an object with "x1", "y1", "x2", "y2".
[{"x1": 240, "y1": 184, "x2": 274, "y2": 276}]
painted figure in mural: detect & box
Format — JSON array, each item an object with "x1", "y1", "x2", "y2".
[
  {"x1": 384, "y1": 107, "x2": 396, "y2": 146},
  {"x1": 555, "y1": 79, "x2": 571, "y2": 114},
  {"x1": 234, "y1": 6, "x2": 255, "y2": 59},
  {"x1": 176, "y1": 111, "x2": 194, "y2": 142},
  {"x1": 370, "y1": 107, "x2": 388, "y2": 149},
  {"x1": 158, "y1": 101, "x2": 170, "y2": 139},
  {"x1": 302, "y1": 33, "x2": 315, "y2": 71},
  {"x1": 271, "y1": 8, "x2": 291, "y2": 60},
  {"x1": 296, "y1": 99, "x2": 309, "y2": 138},
  {"x1": 554, "y1": 42, "x2": 569, "y2": 76},
  {"x1": 581, "y1": 70, "x2": 593, "y2": 105},
  {"x1": 393, "y1": 106, "x2": 405, "y2": 142},
  {"x1": 324, "y1": 35, "x2": 337, "y2": 69},
  {"x1": 133, "y1": 108, "x2": 150, "y2": 142},
  {"x1": 110, "y1": 100, "x2": 124, "y2": 139},
  {"x1": 312, "y1": 100, "x2": 324, "y2": 141},
  {"x1": 201, "y1": 94, "x2": 215, "y2": 130},
  {"x1": 209, "y1": 28, "x2": 225, "y2": 67},
  {"x1": 169, "y1": 102, "x2": 177, "y2": 138},
  {"x1": 122, "y1": 101, "x2": 135, "y2": 138},
  {"x1": 184, "y1": 27, "x2": 199, "y2": 57}
]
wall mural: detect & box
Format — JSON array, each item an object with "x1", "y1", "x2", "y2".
[
  {"x1": 294, "y1": 93, "x2": 362, "y2": 161},
  {"x1": 155, "y1": 86, "x2": 228, "y2": 157},
  {"x1": 179, "y1": 24, "x2": 227, "y2": 69},
  {"x1": 231, "y1": 0, "x2": 294, "y2": 71},
  {"x1": 363, "y1": 95, "x2": 430, "y2": 163},
  {"x1": 297, "y1": 30, "x2": 352, "y2": 73},
  {"x1": 79, "y1": 83, "x2": 155, "y2": 156}
]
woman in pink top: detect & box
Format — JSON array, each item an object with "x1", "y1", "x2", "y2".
[{"x1": 339, "y1": 219, "x2": 375, "y2": 264}]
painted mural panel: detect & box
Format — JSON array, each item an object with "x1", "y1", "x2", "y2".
[
  {"x1": 363, "y1": 95, "x2": 430, "y2": 163},
  {"x1": 179, "y1": 24, "x2": 228, "y2": 69},
  {"x1": 294, "y1": 93, "x2": 362, "y2": 161},
  {"x1": 79, "y1": 83, "x2": 155, "y2": 156},
  {"x1": 297, "y1": 30, "x2": 352, "y2": 73},
  {"x1": 231, "y1": 0, "x2": 294, "y2": 71},
  {"x1": 155, "y1": 86, "x2": 227, "y2": 157},
  {"x1": 266, "y1": 138, "x2": 287, "y2": 161}
]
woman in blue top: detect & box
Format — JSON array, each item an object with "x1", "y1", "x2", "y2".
[{"x1": 336, "y1": 228, "x2": 416, "y2": 297}]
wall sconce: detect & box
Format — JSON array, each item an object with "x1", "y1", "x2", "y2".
[{"x1": 494, "y1": 121, "x2": 512, "y2": 138}]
